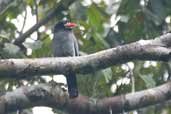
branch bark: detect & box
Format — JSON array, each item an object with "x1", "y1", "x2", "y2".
[
  {"x1": 0, "y1": 81, "x2": 171, "y2": 114},
  {"x1": 1, "y1": 33, "x2": 171, "y2": 78}
]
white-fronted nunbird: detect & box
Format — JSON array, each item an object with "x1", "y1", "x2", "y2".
[{"x1": 52, "y1": 20, "x2": 79, "y2": 98}]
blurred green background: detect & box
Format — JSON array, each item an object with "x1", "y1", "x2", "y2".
[{"x1": 0, "y1": 0, "x2": 171, "y2": 114}]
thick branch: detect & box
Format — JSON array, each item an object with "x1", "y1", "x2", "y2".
[
  {"x1": 13, "y1": 0, "x2": 76, "y2": 46},
  {"x1": 0, "y1": 81, "x2": 171, "y2": 114},
  {"x1": 1, "y1": 33, "x2": 171, "y2": 78}
]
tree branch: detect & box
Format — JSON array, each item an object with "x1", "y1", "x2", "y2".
[
  {"x1": 0, "y1": 81, "x2": 171, "y2": 114},
  {"x1": 1, "y1": 33, "x2": 171, "y2": 78},
  {"x1": 13, "y1": 0, "x2": 76, "y2": 46}
]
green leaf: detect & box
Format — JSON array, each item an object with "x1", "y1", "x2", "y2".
[
  {"x1": 93, "y1": 33, "x2": 110, "y2": 48},
  {"x1": 31, "y1": 36, "x2": 52, "y2": 57},
  {"x1": 148, "y1": 0, "x2": 165, "y2": 26},
  {"x1": 26, "y1": 0, "x2": 33, "y2": 5},
  {"x1": 139, "y1": 74, "x2": 156, "y2": 88},
  {"x1": 102, "y1": 68, "x2": 113, "y2": 83},
  {"x1": 118, "y1": 0, "x2": 140, "y2": 16},
  {"x1": 87, "y1": 4, "x2": 105, "y2": 32},
  {"x1": 70, "y1": 1, "x2": 87, "y2": 20}
]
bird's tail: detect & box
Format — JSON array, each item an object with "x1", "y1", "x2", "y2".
[{"x1": 66, "y1": 71, "x2": 78, "y2": 98}]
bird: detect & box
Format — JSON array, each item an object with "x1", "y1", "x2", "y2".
[{"x1": 52, "y1": 20, "x2": 79, "y2": 98}]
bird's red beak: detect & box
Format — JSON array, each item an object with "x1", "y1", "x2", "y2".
[{"x1": 64, "y1": 22, "x2": 77, "y2": 28}]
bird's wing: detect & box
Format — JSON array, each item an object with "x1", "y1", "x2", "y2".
[{"x1": 74, "y1": 37, "x2": 79, "y2": 56}]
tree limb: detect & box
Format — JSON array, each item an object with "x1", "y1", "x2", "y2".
[
  {"x1": 1, "y1": 33, "x2": 171, "y2": 78},
  {"x1": 0, "y1": 81, "x2": 171, "y2": 114}
]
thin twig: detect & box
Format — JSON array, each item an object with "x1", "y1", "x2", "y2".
[
  {"x1": 20, "y1": 7, "x2": 27, "y2": 34},
  {"x1": 34, "y1": 0, "x2": 40, "y2": 40}
]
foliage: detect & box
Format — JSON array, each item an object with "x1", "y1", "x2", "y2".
[{"x1": 0, "y1": 0, "x2": 171, "y2": 114}]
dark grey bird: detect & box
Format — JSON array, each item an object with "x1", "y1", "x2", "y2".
[{"x1": 52, "y1": 21, "x2": 79, "y2": 98}]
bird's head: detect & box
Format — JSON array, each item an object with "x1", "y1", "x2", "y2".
[{"x1": 54, "y1": 20, "x2": 77, "y2": 32}]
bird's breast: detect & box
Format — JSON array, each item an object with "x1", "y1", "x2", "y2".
[{"x1": 52, "y1": 31, "x2": 76, "y2": 57}]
